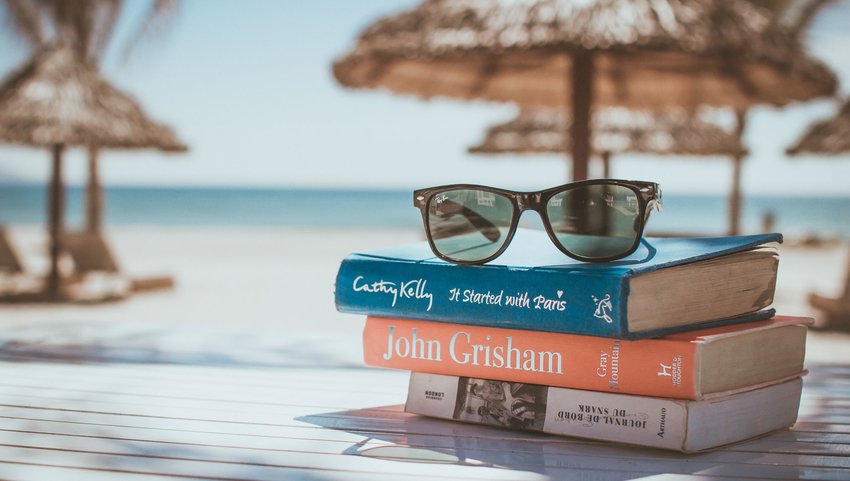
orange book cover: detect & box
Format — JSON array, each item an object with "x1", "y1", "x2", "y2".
[{"x1": 363, "y1": 315, "x2": 810, "y2": 399}]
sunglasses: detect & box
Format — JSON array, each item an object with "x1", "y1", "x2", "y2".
[{"x1": 414, "y1": 179, "x2": 662, "y2": 264}]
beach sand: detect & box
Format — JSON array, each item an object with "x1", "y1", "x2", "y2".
[{"x1": 1, "y1": 226, "x2": 848, "y2": 363}]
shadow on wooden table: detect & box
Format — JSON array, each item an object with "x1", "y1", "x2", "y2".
[
  {"x1": 0, "y1": 321, "x2": 366, "y2": 369},
  {"x1": 297, "y1": 405, "x2": 826, "y2": 481}
]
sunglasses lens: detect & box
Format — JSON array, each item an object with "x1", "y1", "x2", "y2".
[
  {"x1": 545, "y1": 184, "x2": 641, "y2": 260},
  {"x1": 427, "y1": 189, "x2": 514, "y2": 262}
]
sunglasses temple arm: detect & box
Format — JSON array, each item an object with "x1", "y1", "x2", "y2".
[
  {"x1": 466, "y1": 209, "x2": 502, "y2": 242},
  {"x1": 644, "y1": 195, "x2": 662, "y2": 223},
  {"x1": 639, "y1": 237, "x2": 658, "y2": 260}
]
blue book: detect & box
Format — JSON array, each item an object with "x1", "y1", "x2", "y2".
[{"x1": 334, "y1": 229, "x2": 781, "y2": 339}]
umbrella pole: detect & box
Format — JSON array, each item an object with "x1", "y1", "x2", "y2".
[
  {"x1": 602, "y1": 151, "x2": 611, "y2": 179},
  {"x1": 569, "y1": 51, "x2": 593, "y2": 182},
  {"x1": 728, "y1": 109, "x2": 747, "y2": 236},
  {"x1": 86, "y1": 146, "x2": 102, "y2": 233},
  {"x1": 47, "y1": 144, "x2": 65, "y2": 300},
  {"x1": 729, "y1": 155, "x2": 743, "y2": 235}
]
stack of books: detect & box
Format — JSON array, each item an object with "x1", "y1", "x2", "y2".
[{"x1": 334, "y1": 228, "x2": 811, "y2": 452}]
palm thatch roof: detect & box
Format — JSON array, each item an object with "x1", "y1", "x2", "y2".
[
  {"x1": 468, "y1": 108, "x2": 747, "y2": 156},
  {"x1": 786, "y1": 100, "x2": 850, "y2": 155},
  {"x1": 334, "y1": 0, "x2": 836, "y2": 110},
  {"x1": 0, "y1": 46, "x2": 186, "y2": 151}
]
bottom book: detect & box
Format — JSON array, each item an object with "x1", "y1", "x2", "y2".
[{"x1": 405, "y1": 372, "x2": 803, "y2": 453}]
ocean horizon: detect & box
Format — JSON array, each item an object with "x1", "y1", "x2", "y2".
[{"x1": 1, "y1": 183, "x2": 849, "y2": 240}]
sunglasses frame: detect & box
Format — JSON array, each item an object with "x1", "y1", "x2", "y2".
[{"x1": 414, "y1": 179, "x2": 662, "y2": 265}]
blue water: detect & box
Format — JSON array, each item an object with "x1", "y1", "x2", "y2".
[{"x1": 1, "y1": 184, "x2": 848, "y2": 239}]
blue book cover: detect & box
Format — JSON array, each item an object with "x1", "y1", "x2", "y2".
[{"x1": 334, "y1": 229, "x2": 781, "y2": 339}]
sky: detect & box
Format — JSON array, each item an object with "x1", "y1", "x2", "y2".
[{"x1": 0, "y1": 0, "x2": 849, "y2": 195}]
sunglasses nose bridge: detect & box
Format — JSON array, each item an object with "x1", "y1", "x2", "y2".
[
  {"x1": 517, "y1": 192, "x2": 543, "y2": 215},
  {"x1": 516, "y1": 192, "x2": 544, "y2": 213}
]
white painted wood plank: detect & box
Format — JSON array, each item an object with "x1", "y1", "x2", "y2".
[
  {"x1": 0, "y1": 402, "x2": 846, "y2": 472},
  {"x1": 0, "y1": 434, "x2": 846, "y2": 481},
  {"x1": 0, "y1": 375, "x2": 847, "y2": 459},
  {"x1": 0, "y1": 461, "x2": 506, "y2": 481},
  {"x1": 0, "y1": 416, "x2": 847, "y2": 470},
  {"x1": 0, "y1": 462, "x2": 211, "y2": 481},
  {"x1": 0, "y1": 444, "x2": 546, "y2": 481},
  {"x1": 0, "y1": 422, "x2": 846, "y2": 471},
  {"x1": 0, "y1": 381, "x2": 406, "y2": 413},
  {"x1": 0, "y1": 458, "x2": 791, "y2": 481},
  {"x1": 0, "y1": 363, "x2": 403, "y2": 392},
  {"x1": 1, "y1": 390, "x2": 842, "y2": 460}
]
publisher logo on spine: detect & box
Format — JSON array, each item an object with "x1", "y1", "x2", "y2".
[
  {"x1": 657, "y1": 355, "x2": 683, "y2": 386},
  {"x1": 425, "y1": 390, "x2": 444, "y2": 400},
  {"x1": 592, "y1": 293, "x2": 614, "y2": 324}
]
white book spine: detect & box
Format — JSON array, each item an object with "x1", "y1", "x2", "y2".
[
  {"x1": 406, "y1": 372, "x2": 688, "y2": 450},
  {"x1": 407, "y1": 373, "x2": 802, "y2": 452}
]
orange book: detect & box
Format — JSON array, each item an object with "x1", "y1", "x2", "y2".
[{"x1": 363, "y1": 315, "x2": 811, "y2": 399}]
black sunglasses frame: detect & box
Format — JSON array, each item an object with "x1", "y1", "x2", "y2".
[{"x1": 413, "y1": 179, "x2": 662, "y2": 265}]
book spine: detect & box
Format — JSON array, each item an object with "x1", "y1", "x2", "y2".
[
  {"x1": 366, "y1": 317, "x2": 699, "y2": 399},
  {"x1": 406, "y1": 372, "x2": 688, "y2": 451},
  {"x1": 336, "y1": 255, "x2": 629, "y2": 337}
]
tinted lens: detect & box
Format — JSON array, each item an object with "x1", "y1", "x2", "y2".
[
  {"x1": 427, "y1": 188, "x2": 514, "y2": 262},
  {"x1": 545, "y1": 184, "x2": 641, "y2": 259}
]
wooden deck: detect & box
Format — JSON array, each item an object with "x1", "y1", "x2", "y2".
[{"x1": 0, "y1": 322, "x2": 847, "y2": 481}]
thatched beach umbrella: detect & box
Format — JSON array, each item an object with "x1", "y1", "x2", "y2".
[
  {"x1": 469, "y1": 108, "x2": 747, "y2": 232},
  {"x1": 469, "y1": 108, "x2": 746, "y2": 172},
  {"x1": 0, "y1": 46, "x2": 187, "y2": 300},
  {"x1": 787, "y1": 100, "x2": 850, "y2": 156},
  {"x1": 334, "y1": 0, "x2": 836, "y2": 186},
  {"x1": 786, "y1": 99, "x2": 850, "y2": 329}
]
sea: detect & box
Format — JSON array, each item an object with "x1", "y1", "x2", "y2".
[{"x1": 1, "y1": 184, "x2": 849, "y2": 240}]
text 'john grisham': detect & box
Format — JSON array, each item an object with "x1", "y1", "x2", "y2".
[{"x1": 382, "y1": 325, "x2": 564, "y2": 374}]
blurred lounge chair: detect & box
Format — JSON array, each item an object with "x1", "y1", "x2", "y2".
[
  {"x1": 0, "y1": 227, "x2": 42, "y2": 299},
  {"x1": 63, "y1": 231, "x2": 121, "y2": 274},
  {"x1": 63, "y1": 231, "x2": 175, "y2": 301},
  {"x1": 0, "y1": 226, "x2": 25, "y2": 294},
  {"x1": 0, "y1": 227, "x2": 23, "y2": 276},
  {"x1": 809, "y1": 252, "x2": 850, "y2": 332}
]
